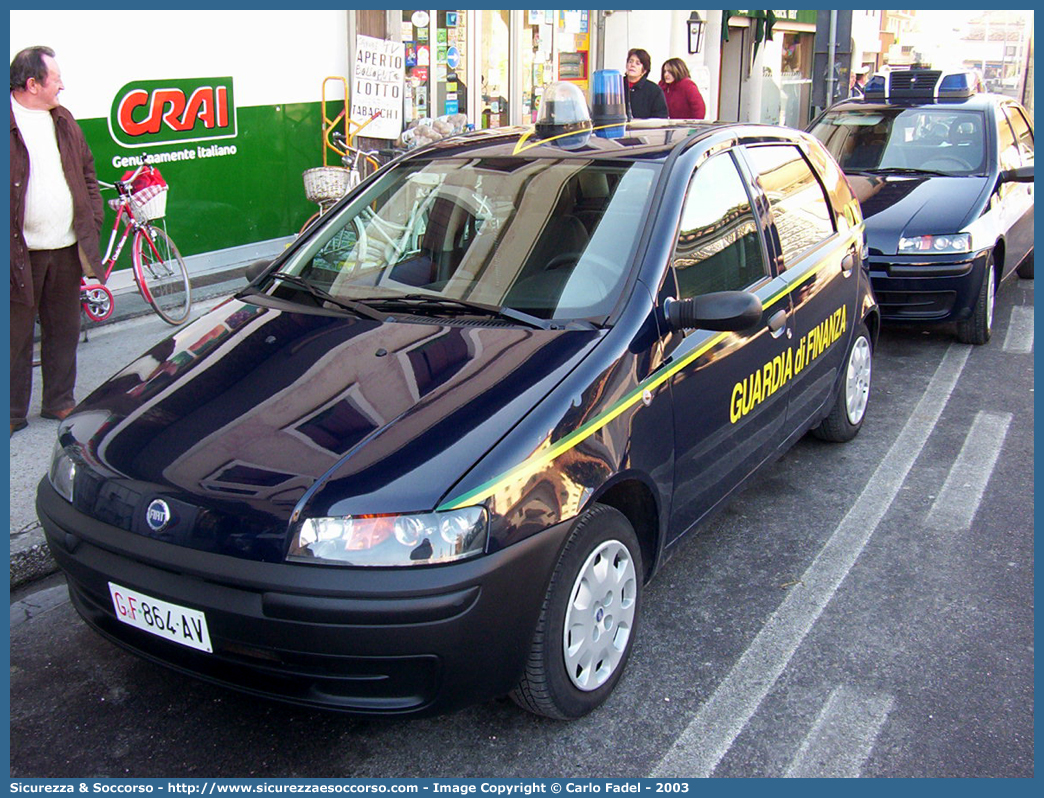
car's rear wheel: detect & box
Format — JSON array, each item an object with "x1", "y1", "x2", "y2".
[
  {"x1": 1016, "y1": 251, "x2": 1033, "y2": 279},
  {"x1": 510, "y1": 504, "x2": 641, "y2": 719},
  {"x1": 812, "y1": 322, "x2": 873, "y2": 442},
  {"x1": 956, "y1": 254, "x2": 995, "y2": 345}
]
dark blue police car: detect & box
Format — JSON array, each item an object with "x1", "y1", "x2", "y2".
[
  {"x1": 809, "y1": 68, "x2": 1034, "y2": 344},
  {"x1": 39, "y1": 85, "x2": 878, "y2": 718}
]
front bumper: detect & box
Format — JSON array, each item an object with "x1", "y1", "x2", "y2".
[
  {"x1": 868, "y1": 249, "x2": 990, "y2": 323},
  {"x1": 38, "y1": 478, "x2": 572, "y2": 716}
]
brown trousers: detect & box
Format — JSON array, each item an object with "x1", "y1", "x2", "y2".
[{"x1": 10, "y1": 245, "x2": 81, "y2": 422}]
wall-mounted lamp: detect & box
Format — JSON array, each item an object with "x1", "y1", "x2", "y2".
[{"x1": 687, "y1": 11, "x2": 705, "y2": 54}]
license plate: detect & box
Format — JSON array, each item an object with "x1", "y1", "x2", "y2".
[{"x1": 108, "y1": 583, "x2": 212, "y2": 653}]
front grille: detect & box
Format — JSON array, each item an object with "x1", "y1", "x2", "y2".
[{"x1": 876, "y1": 290, "x2": 955, "y2": 318}]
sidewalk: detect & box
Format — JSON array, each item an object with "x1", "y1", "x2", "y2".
[{"x1": 9, "y1": 274, "x2": 247, "y2": 588}]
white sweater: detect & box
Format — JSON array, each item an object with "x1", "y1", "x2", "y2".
[{"x1": 11, "y1": 95, "x2": 77, "y2": 251}]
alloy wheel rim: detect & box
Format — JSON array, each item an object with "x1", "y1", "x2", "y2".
[
  {"x1": 845, "y1": 336, "x2": 872, "y2": 425},
  {"x1": 563, "y1": 539, "x2": 638, "y2": 691}
]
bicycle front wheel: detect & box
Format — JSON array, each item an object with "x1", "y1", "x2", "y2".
[{"x1": 133, "y1": 225, "x2": 192, "y2": 325}]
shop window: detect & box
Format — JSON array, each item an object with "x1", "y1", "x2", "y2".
[
  {"x1": 480, "y1": 10, "x2": 510, "y2": 127},
  {"x1": 402, "y1": 10, "x2": 470, "y2": 126}
]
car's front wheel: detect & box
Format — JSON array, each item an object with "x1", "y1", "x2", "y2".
[
  {"x1": 812, "y1": 322, "x2": 873, "y2": 442},
  {"x1": 956, "y1": 254, "x2": 995, "y2": 345},
  {"x1": 1016, "y1": 251, "x2": 1033, "y2": 279},
  {"x1": 510, "y1": 504, "x2": 642, "y2": 719}
]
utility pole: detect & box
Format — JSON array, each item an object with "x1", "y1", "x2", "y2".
[{"x1": 812, "y1": 10, "x2": 852, "y2": 117}]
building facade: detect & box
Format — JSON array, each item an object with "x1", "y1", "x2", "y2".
[{"x1": 10, "y1": 9, "x2": 1030, "y2": 286}]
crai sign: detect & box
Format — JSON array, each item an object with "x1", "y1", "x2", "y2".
[{"x1": 109, "y1": 77, "x2": 237, "y2": 151}]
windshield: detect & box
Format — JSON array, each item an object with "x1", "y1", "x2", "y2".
[
  {"x1": 810, "y1": 108, "x2": 987, "y2": 176},
  {"x1": 276, "y1": 157, "x2": 660, "y2": 322}
]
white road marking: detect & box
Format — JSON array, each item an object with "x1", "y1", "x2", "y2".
[
  {"x1": 1002, "y1": 306, "x2": 1033, "y2": 353},
  {"x1": 926, "y1": 411, "x2": 1012, "y2": 531},
  {"x1": 650, "y1": 345, "x2": 971, "y2": 778},
  {"x1": 783, "y1": 684, "x2": 895, "y2": 778}
]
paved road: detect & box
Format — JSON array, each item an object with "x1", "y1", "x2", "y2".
[{"x1": 9, "y1": 275, "x2": 1033, "y2": 778}]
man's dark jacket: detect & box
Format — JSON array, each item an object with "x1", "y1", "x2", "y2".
[
  {"x1": 10, "y1": 102, "x2": 104, "y2": 306},
  {"x1": 626, "y1": 76, "x2": 669, "y2": 119}
]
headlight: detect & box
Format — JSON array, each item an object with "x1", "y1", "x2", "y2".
[
  {"x1": 287, "y1": 507, "x2": 488, "y2": 566},
  {"x1": 48, "y1": 442, "x2": 76, "y2": 503},
  {"x1": 898, "y1": 233, "x2": 971, "y2": 254}
]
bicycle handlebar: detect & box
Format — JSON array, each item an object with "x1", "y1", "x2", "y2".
[{"x1": 100, "y1": 152, "x2": 156, "y2": 194}]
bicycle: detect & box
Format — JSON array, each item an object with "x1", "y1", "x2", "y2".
[
  {"x1": 82, "y1": 154, "x2": 192, "y2": 326},
  {"x1": 299, "y1": 113, "x2": 384, "y2": 236}
]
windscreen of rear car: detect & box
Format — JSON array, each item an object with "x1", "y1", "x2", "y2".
[
  {"x1": 810, "y1": 107, "x2": 988, "y2": 176},
  {"x1": 281, "y1": 157, "x2": 660, "y2": 321}
]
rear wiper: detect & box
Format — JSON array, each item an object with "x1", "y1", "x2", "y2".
[
  {"x1": 266, "y1": 272, "x2": 388, "y2": 322},
  {"x1": 861, "y1": 167, "x2": 949, "y2": 177},
  {"x1": 350, "y1": 294, "x2": 552, "y2": 330}
]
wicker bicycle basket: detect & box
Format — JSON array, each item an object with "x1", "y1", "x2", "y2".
[
  {"x1": 303, "y1": 166, "x2": 351, "y2": 204},
  {"x1": 108, "y1": 186, "x2": 168, "y2": 222}
]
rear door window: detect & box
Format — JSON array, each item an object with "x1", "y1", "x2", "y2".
[{"x1": 744, "y1": 144, "x2": 835, "y2": 270}]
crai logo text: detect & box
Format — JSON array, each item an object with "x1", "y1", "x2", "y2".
[{"x1": 110, "y1": 77, "x2": 237, "y2": 148}]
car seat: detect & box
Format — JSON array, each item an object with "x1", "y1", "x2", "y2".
[{"x1": 389, "y1": 187, "x2": 479, "y2": 288}]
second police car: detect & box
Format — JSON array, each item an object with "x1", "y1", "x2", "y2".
[
  {"x1": 809, "y1": 68, "x2": 1034, "y2": 344},
  {"x1": 38, "y1": 84, "x2": 878, "y2": 719}
]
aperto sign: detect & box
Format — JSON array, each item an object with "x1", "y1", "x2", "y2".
[{"x1": 109, "y1": 77, "x2": 237, "y2": 148}]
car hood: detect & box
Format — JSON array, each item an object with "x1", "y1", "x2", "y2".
[
  {"x1": 847, "y1": 173, "x2": 989, "y2": 254},
  {"x1": 62, "y1": 298, "x2": 600, "y2": 561}
]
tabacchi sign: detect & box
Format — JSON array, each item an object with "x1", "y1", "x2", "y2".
[{"x1": 109, "y1": 77, "x2": 237, "y2": 148}]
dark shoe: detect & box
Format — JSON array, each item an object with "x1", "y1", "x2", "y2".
[
  {"x1": 10, "y1": 419, "x2": 28, "y2": 436},
  {"x1": 41, "y1": 406, "x2": 74, "y2": 421}
]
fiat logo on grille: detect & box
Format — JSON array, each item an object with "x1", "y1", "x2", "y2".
[{"x1": 146, "y1": 499, "x2": 173, "y2": 532}]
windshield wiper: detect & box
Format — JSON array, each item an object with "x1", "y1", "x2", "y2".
[
  {"x1": 349, "y1": 294, "x2": 552, "y2": 330},
  {"x1": 265, "y1": 272, "x2": 388, "y2": 321},
  {"x1": 859, "y1": 166, "x2": 949, "y2": 177}
]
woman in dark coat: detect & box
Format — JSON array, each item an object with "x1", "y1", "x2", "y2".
[
  {"x1": 624, "y1": 48, "x2": 668, "y2": 119},
  {"x1": 658, "y1": 57, "x2": 706, "y2": 120}
]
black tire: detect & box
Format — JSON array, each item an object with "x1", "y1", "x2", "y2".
[
  {"x1": 133, "y1": 226, "x2": 192, "y2": 325},
  {"x1": 956, "y1": 254, "x2": 995, "y2": 345},
  {"x1": 812, "y1": 322, "x2": 873, "y2": 442},
  {"x1": 510, "y1": 504, "x2": 642, "y2": 719},
  {"x1": 1016, "y1": 251, "x2": 1033, "y2": 279}
]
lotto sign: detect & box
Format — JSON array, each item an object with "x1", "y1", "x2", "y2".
[
  {"x1": 109, "y1": 77, "x2": 236, "y2": 148},
  {"x1": 352, "y1": 35, "x2": 406, "y2": 139}
]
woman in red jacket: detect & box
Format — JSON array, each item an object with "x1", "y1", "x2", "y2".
[{"x1": 658, "y1": 58, "x2": 706, "y2": 120}]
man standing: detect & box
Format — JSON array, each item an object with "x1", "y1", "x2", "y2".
[
  {"x1": 10, "y1": 46, "x2": 104, "y2": 435},
  {"x1": 851, "y1": 66, "x2": 870, "y2": 97}
]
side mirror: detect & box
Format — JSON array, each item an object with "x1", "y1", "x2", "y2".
[
  {"x1": 665, "y1": 291, "x2": 764, "y2": 332},
  {"x1": 1001, "y1": 165, "x2": 1034, "y2": 183},
  {"x1": 244, "y1": 258, "x2": 273, "y2": 283}
]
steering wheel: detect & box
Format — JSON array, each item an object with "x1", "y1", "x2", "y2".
[
  {"x1": 544, "y1": 251, "x2": 621, "y2": 297},
  {"x1": 920, "y1": 156, "x2": 972, "y2": 171},
  {"x1": 546, "y1": 251, "x2": 584, "y2": 270}
]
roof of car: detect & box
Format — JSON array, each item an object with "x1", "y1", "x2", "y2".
[
  {"x1": 827, "y1": 91, "x2": 1009, "y2": 114},
  {"x1": 407, "y1": 120, "x2": 813, "y2": 162}
]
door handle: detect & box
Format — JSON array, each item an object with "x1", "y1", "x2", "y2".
[
  {"x1": 841, "y1": 250, "x2": 856, "y2": 277},
  {"x1": 767, "y1": 309, "x2": 788, "y2": 338}
]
